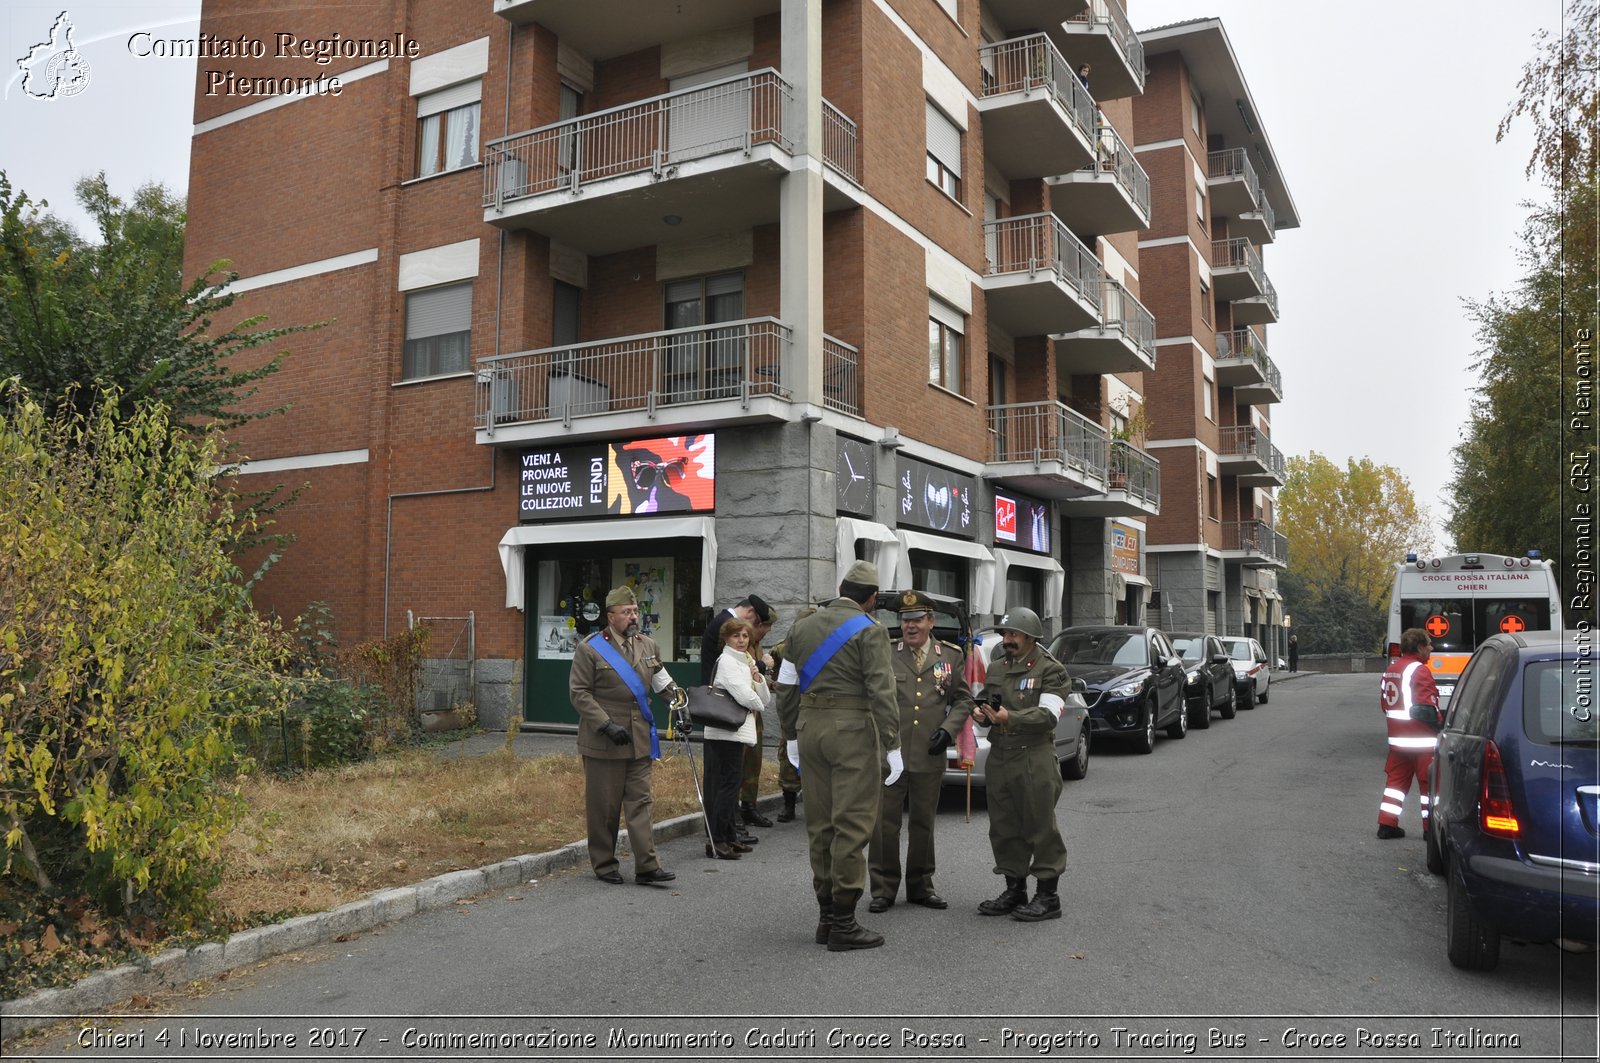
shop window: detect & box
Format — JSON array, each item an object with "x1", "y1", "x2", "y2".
[
  {"x1": 416, "y1": 82, "x2": 481, "y2": 178},
  {"x1": 928, "y1": 297, "x2": 965, "y2": 394},
  {"x1": 1005, "y1": 570, "x2": 1043, "y2": 616},
  {"x1": 663, "y1": 271, "x2": 745, "y2": 403},
  {"x1": 403, "y1": 282, "x2": 472, "y2": 379},
  {"x1": 926, "y1": 100, "x2": 962, "y2": 201},
  {"x1": 910, "y1": 550, "x2": 963, "y2": 601}
]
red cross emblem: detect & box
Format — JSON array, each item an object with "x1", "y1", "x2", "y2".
[
  {"x1": 1425, "y1": 615, "x2": 1451, "y2": 638},
  {"x1": 1499, "y1": 614, "x2": 1527, "y2": 633}
]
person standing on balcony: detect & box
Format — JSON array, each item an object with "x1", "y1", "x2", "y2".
[
  {"x1": 1076, "y1": 62, "x2": 1091, "y2": 90},
  {"x1": 1375, "y1": 628, "x2": 1441, "y2": 840}
]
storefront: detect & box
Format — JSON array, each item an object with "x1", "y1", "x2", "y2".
[
  {"x1": 1110, "y1": 520, "x2": 1150, "y2": 624},
  {"x1": 888, "y1": 455, "x2": 994, "y2": 610},
  {"x1": 497, "y1": 434, "x2": 717, "y2": 725},
  {"x1": 991, "y1": 487, "x2": 1063, "y2": 626}
]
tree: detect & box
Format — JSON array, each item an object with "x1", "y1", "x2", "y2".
[
  {"x1": 0, "y1": 171, "x2": 313, "y2": 431},
  {"x1": 1278, "y1": 453, "x2": 1435, "y2": 609},
  {"x1": 0, "y1": 384, "x2": 294, "y2": 926},
  {"x1": 1279, "y1": 570, "x2": 1384, "y2": 656}
]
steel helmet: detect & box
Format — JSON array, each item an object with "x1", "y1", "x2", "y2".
[{"x1": 995, "y1": 607, "x2": 1044, "y2": 640}]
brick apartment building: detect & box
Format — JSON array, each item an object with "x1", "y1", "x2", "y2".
[{"x1": 184, "y1": 0, "x2": 1296, "y2": 727}]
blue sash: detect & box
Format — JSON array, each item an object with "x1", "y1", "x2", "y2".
[
  {"x1": 799, "y1": 612, "x2": 875, "y2": 692},
  {"x1": 584, "y1": 632, "x2": 661, "y2": 760}
]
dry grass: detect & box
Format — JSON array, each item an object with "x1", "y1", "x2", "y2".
[{"x1": 213, "y1": 745, "x2": 777, "y2": 922}]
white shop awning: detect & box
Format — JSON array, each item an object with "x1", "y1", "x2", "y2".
[
  {"x1": 991, "y1": 548, "x2": 1065, "y2": 619},
  {"x1": 835, "y1": 517, "x2": 902, "y2": 591},
  {"x1": 497, "y1": 517, "x2": 717, "y2": 610},
  {"x1": 893, "y1": 529, "x2": 995, "y2": 614}
]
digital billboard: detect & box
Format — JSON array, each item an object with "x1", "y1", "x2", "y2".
[
  {"x1": 519, "y1": 434, "x2": 715, "y2": 520},
  {"x1": 994, "y1": 489, "x2": 1050, "y2": 554}
]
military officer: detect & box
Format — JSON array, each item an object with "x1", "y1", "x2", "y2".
[
  {"x1": 975, "y1": 606, "x2": 1070, "y2": 922},
  {"x1": 868, "y1": 590, "x2": 974, "y2": 913},
  {"x1": 775, "y1": 560, "x2": 901, "y2": 951},
  {"x1": 569, "y1": 586, "x2": 683, "y2": 887}
]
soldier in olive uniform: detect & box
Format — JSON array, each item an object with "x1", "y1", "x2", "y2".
[
  {"x1": 569, "y1": 586, "x2": 683, "y2": 887},
  {"x1": 775, "y1": 560, "x2": 901, "y2": 951},
  {"x1": 769, "y1": 607, "x2": 817, "y2": 822},
  {"x1": 868, "y1": 590, "x2": 974, "y2": 912},
  {"x1": 975, "y1": 607, "x2": 1070, "y2": 921}
]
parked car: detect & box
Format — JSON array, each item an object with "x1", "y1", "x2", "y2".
[
  {"x1": 1425, "y1": 630, "x2": 1600, "y2": 970},
  {"x1": 1050, "y1": 626, "x2": 1187, "y2": 753},
  {"x1": 1219, "y1": 636, "x2": 1270, "y2": 708},
  {"x1": 1168, "y1": 632, "x2": 1237, "y2": 728}
]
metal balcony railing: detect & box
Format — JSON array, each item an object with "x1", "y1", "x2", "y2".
[
  {"x1": 978, "y1": 33, "x2": 1095, "y2": 141},
  {"x1": 988, "y1": 400, "x2": 1110, "y2": 483},
  {"x1": 1220, "y1": 425, "x2": 1287, "y2": 480},
  {"x1": 483, "y1": 70, "x2": 794, "y2": 208},
  {"x1": 1253, "y1": 273, "x2": 1280, "y2": 319},
  {"x1": 1065, "y1": 0, "x2": 1145, "y2": 91},
  {"x1": 1208, "y1": 147, "x2": 1261, "y2": 206},
  {"x1": 1101, "y1": 279, "x2": 1156, "y2": 362},
  {"x1": 1246, "y1": 197, "x2": 1277, "y2": 239},
  {"x1": 1212, "y1": 237, "x2": 1264, "y2": 282},
  {"x1": 1108, "y1": 440, "x2": 1160, "y2": 507},
  {"x1": 985, "y1": 213, "x2": 1105, "y2": 314},
  {"x1": 1079, "y1": 119, "x2": 1150, "y2": 217},
  {"x1": 1223, "y1": 520, "x2": 1289, "y2": 564},
  {"x1": 1215, "y1": 327, "x2": 1265, "y2": 363},
  {"x1": 474, "y1": 318, "x2": 791, "y2": 429},
  {"x1": 822, "y1": 334, "x2": 860, "y2": 418},
  {"x1": 822, "y1": 99, "x2": 860, "y2": 185}
]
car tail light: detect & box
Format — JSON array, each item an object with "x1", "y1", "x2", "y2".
[
  {"x1": 1478, "y1": 741, "x2": 1520, "y2": 838},
  {"x1": 1387, "y1": 642, "x2": 1401, "y2": 657}
]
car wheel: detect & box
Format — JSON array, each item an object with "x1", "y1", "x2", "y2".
[
  {"x1": 1424, "y1": 814, "x2": 1444, "y2": 876},
  {"x1": 1166, "y1": 694, "x2": 1189, "y2": 739},
  {"x1": 1134, "y1": 701, "x2": 1156, "y2": 754},
  {"x1": 1446, "y1": 854, "x2": 1500, "y2": 970},
  {"x1": 1239, "y1": 682, "x2": 1256, "y2": 710},
  {"x1": 1190, "y1": 683, "x2": 1213, "y2": 730},
  {"x1": 1218, "y1": 682, "x2": 1237, "y2": 720},
  {"x1": 1258, "y1": 677, "x2": 1269, "y2": 704},
  {"x1": 1063, "y1": 724, "x2": 1090, "y2": 780}
]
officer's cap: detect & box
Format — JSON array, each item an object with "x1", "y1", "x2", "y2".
[
  {"x1": 897, "y1": 590, "x2": 937, "y2": 618},
  {"x1": 605, "y1": 586, "x2": 637, "y2": 609}
]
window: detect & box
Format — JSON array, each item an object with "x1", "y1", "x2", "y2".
[
  {"x1": 417, "y1": 82, "x2": 481, "y2": 177},
  {"x1": 926, "y1": 101, "x2": 962, "y2": 200},
  {"x1": 1203, "y1": 365, "x2": 1214, "y2": 420},
  {"x1": 404, "y1": 282, "x2": 473, "y2": 379},
  {"x1": 1196, "y1": 187, "x2": 1207, "y2": 223},
  {"x1": 1190, "y1": 89, "x2": 1202, "y2": 136},
  {"x1": 1206, "y1": 474, "x2": 1218, "y2": 517},
  {"x1": 1200, "y1": 278, "x2": 1211, "y2": 326},
  {"x1": 928, "y1": 297, "x2": 965, "y2": 394},
  {"x1": 553, "y1": 281, "x2": 581, "y2": 346},
  {"x1": 663, "y1": 271, "x2": 745, "y2": 402},
  {"x1": 1110, "y1": 410, "x2": 1128, "y2": 438}
]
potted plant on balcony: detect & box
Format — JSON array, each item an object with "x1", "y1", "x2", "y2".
[{"x1": 1107, "y1": 410, "x2": 1151, "y2": 491}]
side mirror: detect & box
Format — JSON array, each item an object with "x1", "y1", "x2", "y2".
[
  {"x1": 1071, "y1": 677, "x2": 1088, "y2": 693},
  {"x1": 1211, "y1": 653, "x2": 1230, "y2": 665},
  {"x1": 1166, "y1": 656, "x2": 1184, "y2": 669}
]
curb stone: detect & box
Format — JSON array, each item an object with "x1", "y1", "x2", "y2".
[{"x1": 0, "y1": 794, "x2": 781, "y2": 1038}]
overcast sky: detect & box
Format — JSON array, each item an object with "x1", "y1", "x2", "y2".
[{"x1": 1, "y1": 1, "x2": 1567, "y2": 551}]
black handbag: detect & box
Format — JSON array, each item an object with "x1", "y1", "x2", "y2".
[{"x1": 684, "y1": 685, "x2": 749, "y2": 730}]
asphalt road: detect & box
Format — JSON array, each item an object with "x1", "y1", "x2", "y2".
[{"x1": 12, "y1": 673, "x2": 1599, "y2": 1061}]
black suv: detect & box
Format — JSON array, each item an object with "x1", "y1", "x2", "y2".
[
  {"x1": 1168, "y1": 631, "x2": 1238, "y2": 728},
  {"x1": 1050, "y1": 626, "x2": 1188, "y2": 753}
]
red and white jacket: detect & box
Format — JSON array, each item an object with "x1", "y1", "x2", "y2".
[{"x1": 1379, "y1": 652, "x2": 1441, "y2": 753}]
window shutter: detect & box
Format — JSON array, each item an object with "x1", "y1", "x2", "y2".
[
  {"x1": 925, "y1": 102, "x2": 961, "y2": 177},
  {"x1": 407, "y1": 284, "x2": 472, "y2": 339},
  {"x1": 928, "y1": 294, "x2": 964, "y2": 334},
  {"x1": 418, "y1": 80, "x2": 482, "y2": 118}
]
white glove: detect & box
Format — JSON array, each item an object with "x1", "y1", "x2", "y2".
[
  {"x1": 884, "y1": 748, "x2": 904, "y2": 787},
  {"x1": 786, "y1": 739, "x2": 801, "y2": 771}
]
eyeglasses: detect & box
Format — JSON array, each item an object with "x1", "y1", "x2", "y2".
[{"x1": 629, "y1": 457, "x2": 687, "y2": 489}]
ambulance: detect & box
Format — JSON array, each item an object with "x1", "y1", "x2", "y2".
[{"x1": 1386, "y1": 551, "x2": 1563, "y2": 703}]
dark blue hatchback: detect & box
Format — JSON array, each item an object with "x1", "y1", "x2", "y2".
[{"x1": 1426, "y1": 631, "x2": 1600, "y2": 970}]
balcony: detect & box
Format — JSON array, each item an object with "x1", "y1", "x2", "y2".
[
  {"x1": 1046, "y1": 119, "x2": 1150, "y2": 237},
  {"x1": 1210, "y1": 238, "x2": 1265, "y2": 301},
  {"x1": 1215, "y1": 329, "x2": 1282, "y2": 405},
  {"x1": 1062, "y1": 440, "x2": 1160, "y2": 516},
  {"x1": 986, "y1": 0, "x2": 1092, "y2": 43},
  {"x1": 1236, "y1": 196, "x2": 1276, "y2": 245},
  {"x1": 1056, "y1": 279, "x2": 1156, "y2": 375},
  {"x1": 977, "y1": 35, "x2": 1096, "y2": 179},
  {"x1": 986, "y1": 400, "x2": 1110, "y2": 499},
  {"x1": 473, "y1": 317, "x2": 792, "y2": 447},
  {"x1": 493, "y1": 0, "x2": 780, "y2": 60},
  {"x1": 1058, "y1": 0, "x2": 1146, "y2": 100},
  {"x1": 1232, "y1": 272, "x2": 1279, "y2": 326},
  {"x1": 1217, "y1": 425, "x2": 1286, "y2": 487},
  {"x1": 822, "y1": 334, "x2": 861, "y2": 419},
  {"x1": 482, "y1": 71, "x2": 795, "y2": 255},
  {"x1": 1222, "y1": 520, "x2": 1289, "y2": 567},
  {"x1": 1207, "y1": 148, "x2": 1262, "y2": 217},
  {"x1": 983, "y1": 213, "x2": 1105, "y2": 336}
]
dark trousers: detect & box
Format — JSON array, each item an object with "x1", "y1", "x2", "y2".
[{"x1": 703, "y1": 739, "x2": 745, "y2": 844}]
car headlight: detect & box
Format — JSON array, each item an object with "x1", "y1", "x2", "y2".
[
  {"x1": 1111, "y1": 680, "x2": 1144, "y2": 698},
  {"x1": 1185, "y1": 672, "x2": 1199, "y2": 685}
]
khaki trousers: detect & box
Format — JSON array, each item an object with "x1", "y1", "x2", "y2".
[
  {"x1": 985, "y1": 741, "x2": 1067, "y2": 878},
  {"x1": 798, "y1": 708, "x2": 881, "y2": 908},
  {"x1": 583, "y1": 755, "x2": 659, "y2": 877},
  {"x1": 869, "y1": 769, "x2": 944, "y2": 901}
]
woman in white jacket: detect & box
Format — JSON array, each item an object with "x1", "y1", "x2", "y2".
[{"x1": 702, "y1": 618, "x2": 771, "y2": 859}]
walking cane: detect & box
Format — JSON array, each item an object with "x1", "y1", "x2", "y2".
[
  {"x1": 965, "y1": 764, "x2": 972, "y2": 823},
  {"x1": 671, "y1": 692, "x2": 716, "y2": 847}
]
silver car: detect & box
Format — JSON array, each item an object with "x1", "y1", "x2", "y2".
[{"x1": 1218, "y1": 636, "x2": 1271, "y2": 708}]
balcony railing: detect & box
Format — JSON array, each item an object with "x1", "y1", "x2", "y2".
[
  {"x1": 978, "y1": 33, "x2": 1095, "y2": 140},
  {"x1": 483, "y1": 70, "x2": 793, "y2": 208},
  {"x1": 1080, "y1": 119, "x2": 1150, "y2": 218},
  {"x1": 1219, "y1": 424, "x2": 1287, "y2": 480},
  {"x1": 1208, "y1": 147, "x2": 1261, "y2": 204},
  {"x1": 1245, "y1": 197, "x2": 1277, "y2": 239},
  {"x1": 1252, "y1": 273, "x2": 1280, "y2": 319},
  {"x1": 822, "y1": 334, "x2": 861, "y2": 418},
  {"x1": 1212, "y1": 237, "x2": 1264, "y2": 281},
  {"x1": 474, "y1": 318, "x2": 791, "y2": 429},
  {"x1": 1108, "y1": 440, "x2": 1159, "y2": 508},
  {"x1": 1215, "y1": 327, "x2": 1264, "y2": 363},
  {"x1": 1065, "y1": 0, "x2": 1144, "y2": 89},
  {"x1": 988, "y1": 400, "x2": 1109, "y2": 483},
  {"x1": 985, "y1": 213, "x2": 1105, "y2": 314},
  {"x1": 822, "y1": 100, "x2": 861, "y2": 185},
  {"x1": 1101, "y1": 279, "x2": 1156, "y2": 361},
  {"x1": 1223, "y1": 520, "x2": 1289, "y2": 565}
]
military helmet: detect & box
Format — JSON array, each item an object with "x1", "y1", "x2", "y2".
[{"x1": 995, "y1": 606, "x2": 1044, "y2": 640}]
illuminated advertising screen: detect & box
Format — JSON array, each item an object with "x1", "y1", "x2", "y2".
[
  {"x1": 519, "y1": 434, "x2": 715, "y2": 520},
  {"x1": 896, "y1": 456, "x2": 977, "y2": 540},
  {"x1": 994, "y1": 489, "x2": 1050, "y2": 554}
]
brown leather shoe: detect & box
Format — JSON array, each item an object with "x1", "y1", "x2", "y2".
[
  {"x1": 709, "y1": 842, "x2": 741, "y2": 860},
  {"x1": 729, "y1": 839, "x2": 753, "y2": 853}
]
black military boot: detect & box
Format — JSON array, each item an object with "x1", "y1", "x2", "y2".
[
  {"x1": 827, "y1": 903, "x2": 885, "y2": 951},
  {"x1": 977, "y1": 876, "x2": 1029, "y2": 916},
  {"x1": 741, "y1": 802, "x2": 774, "y2": 828},
  {"x1": 776, "y1": 791, "x2": 798, "y2": 823},
  {"x1": 1011, "y1": 877, "x2": 1062, "y2": 922},
  {"x1": 814, "y1": 899, "x2": 834, "y2": 945}
]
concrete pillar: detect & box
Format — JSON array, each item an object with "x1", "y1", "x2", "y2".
[{"x1": 781, "y1": 0, "x2": 824, "y2": 408}]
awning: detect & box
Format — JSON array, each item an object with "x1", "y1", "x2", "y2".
[
  {"x1": 497, "y1": 516, "x2": 717, "y2": 610},
  {"x1": 992, "y1": 548, "x2": 1065, "y2": 619},
  {"x1": 835, "y1": 517, "x2": 901, "y2": 591},
  {"x1": 894, "y1": 529, "x2": 996, "y2": 614}
]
